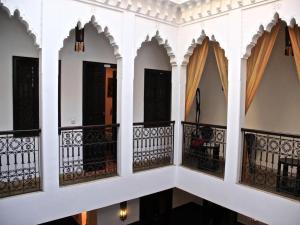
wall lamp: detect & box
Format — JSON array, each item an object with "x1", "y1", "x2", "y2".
[{"x1": 119, "y1": 201, "x2": 128, "y2": 221}]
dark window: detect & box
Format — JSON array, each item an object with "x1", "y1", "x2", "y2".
[
  {"x1": 13, "y1": 56, "x2": 39, "y2": 133},
  {"x1": 144, "y1": 69, "x2": 171, "y2": 123}
]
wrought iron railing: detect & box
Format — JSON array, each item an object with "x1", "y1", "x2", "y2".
[
  {"x1": 182, "y1": 122, "x2": 226, "y2": 178},
  {"x1": 0, "y1": 129, "x2": 41, "y2": 198},
  {"x1": 133, "y1": 121, "x2": 175, "y2": 172},
  {"x1": 241, "y1": 128, "x2": 300, "y2": 199},
  {"x1": 59, "y1": 124, "x2": 119, "y2": 185}
]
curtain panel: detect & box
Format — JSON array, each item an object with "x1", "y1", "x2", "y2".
[
  {"x1": 245, "y1": 22, "x2": 280, "y2": 113},
  {"x1": 185, "y1": 38, "x2": 209, "y2": 118},
  {"x1": 213, "y1": 42, "x2": 228, "y2": 100},
  {"x1": 288, "y1": 25, "x2": 300, "y2": 81}
]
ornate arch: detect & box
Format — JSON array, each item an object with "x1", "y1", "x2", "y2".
[
  {"x1": 0, "y1": 2, "x2": 40, "y2": 49},
  {"x1": 243, "y1": 13, "x2": 280, "y2": 59},
  {"x1": 135, "y1": 31, "x2": 177, "y2": 66},
  {"x1": 243, "y1": 13, "x2": 299, "y2": 59},
  {"x1": 59, "y1": 15, "x2": 121, "y2": 59},
  {"x1": 182, "y1": 30, "x2": 227, "y2": 66}
]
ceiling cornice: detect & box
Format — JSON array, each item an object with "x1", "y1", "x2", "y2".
[{"x1": 72, "y1": 0, "x2": 273, "y2": 25}]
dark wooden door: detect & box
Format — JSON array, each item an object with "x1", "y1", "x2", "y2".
[
  {"x1": 83, "y1": 61, "x2": 105, "y2": 126},
  {"x1": 13, "y1": 56, "x2": 39, "y2": 134},
  {"x1": 82, "y1": 61, "x2": 106, "y2": 171},
  {"x1": 144, "y1": 69, "x2": 171, "y2": 123}
]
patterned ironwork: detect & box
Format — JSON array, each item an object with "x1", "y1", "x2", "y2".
[
  {"x1": 0, "y1": 129, "x2": 41, "y2": 198},
  {"x1": 59, "y1": 124, "x2": 119, "y2": 186},
  {"x1": 182, "y1": 122, "x2": 226, "y2": 178},
  {"x1": 241, "y1": 128, "x2": 300, "y2": 199},
  {"x1": 133, "y1": 121, "x2": 175, "y2": 172}
]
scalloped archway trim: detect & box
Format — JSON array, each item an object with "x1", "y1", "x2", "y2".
[
  {"x1": 59, "y1": 15, "x2": 121, "y2": 60},
  {"x1": 182, "y1": 30, "x2": 227, "y2": 66},
  {"x1": 0, "y1": 2, "x2": 40, "y2": 49},
  {"x1": 135, "y1": 31, "x2": 177, "y2": 66}
]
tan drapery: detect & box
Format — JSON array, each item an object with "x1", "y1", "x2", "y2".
[
  {"x1": 245, "y1": 22, "x2": 280, "y2": 113},
  {"x1": 212, "y1": 42, "x2": 228, "y2": 99},
  {"x1": 288, "y1": 25, "x2": 300, "y2": 81},
  {"x1": 185, "y1": 38, "x2": 209, "y2": 118}
]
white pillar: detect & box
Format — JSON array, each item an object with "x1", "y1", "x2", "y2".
[
  {"x1": 171, "y1": 65, "x2": 181, "y2": 166},
  {"x1": 224, "y1": 9, "x2": 244, "y2": 184},
  {"x1": 117, "y1": 11, "x2": 135, "y2": 176},
  {"x1": 172, "y1": 65, "x2": 187, "y2": 167},
  {"x1": 40, "y1": 0, "x2": 60, "y2": 191}
]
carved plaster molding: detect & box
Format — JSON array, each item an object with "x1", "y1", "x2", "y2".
[
  {"x1": 136, "y1": 30, "x2": 177, "y2": 66},
  {"x1": 59, "y1": 16, "x2": 121, "y2": 59},
  {"x1": 0, "y1": 1, "x2": 40, "y2": 49},
  {"x1": 76, "y1": 0, "x2": 274, "y2": 25}
]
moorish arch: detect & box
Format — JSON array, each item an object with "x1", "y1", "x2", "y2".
[
  {"x1": 181, "y1": 33, "x2": 228, "y2": 178},
  {"x1": 0, "y1": 4, "x2": 41, "y2": 197},
  {"x1": 134, "y1": 31, "x2": 177, "y2": 66},
  {"x1": 58, "y1": 18, "x2": 122, "y2": 185},
  {"x1": 241, "y1": 14, "x2": 300, "y2": 198},
  {"x1": 132, "y1": 32, "x2": 176, "y2": 172}
]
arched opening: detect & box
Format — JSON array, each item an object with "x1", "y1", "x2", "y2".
[
  {"x1": 182, "y1": 37, "x2": 228, "y2": 178},
  {"x1": 58, "y1": 21, "x2": 119, "y2": 185},
  {"x1": 241, "y1": 19, "x2": 300, "y2": 200},
  {"x1": 0, "y1": 7, "x2": 41, "y2": 197},
  {"x1": 133, "y1": 37, "x2": 174, "y2": 172}
]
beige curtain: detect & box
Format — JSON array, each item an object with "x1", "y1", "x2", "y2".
[
  {"x1": 288, "y1": 25, "x2": 300, "y2": 81},
  {"x1": 245, "y1": 22, "x2": 280, "y2": 113},
  {"x1": 185, "y1": 38, "x2": 209, "y2": 118},
  {"x1": 212, "y1": 42, "x2": 228, "y2": 99}
]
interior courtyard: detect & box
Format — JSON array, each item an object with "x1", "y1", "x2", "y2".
[{"x1": 0, "y1": 0, "x2": 299, "y2": 224}]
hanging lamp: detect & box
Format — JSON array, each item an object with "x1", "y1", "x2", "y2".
[{"x1": 75, "y1": 24, "x2": 85, "y2": 52}]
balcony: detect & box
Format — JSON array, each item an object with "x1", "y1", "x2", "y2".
[
  {"x1": 133, "y1": 121, "x2": 175, "y2": 172},
  {"x1": 0, "y1": 129, "x2": 41, "y2": 198},
  {"x1": 59, "y1": 124, "x2": 119, "y2": 186},
  {"x1": 182, "y1": 122, "x2": 226, "y2": 178},
  {"x1": 241, "y1": 128, "x2": 300, "y2": 200}
]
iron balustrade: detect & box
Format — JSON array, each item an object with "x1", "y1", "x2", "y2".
[
  {"x1": 133, "y1": 121, "x2": 175, "y2": 172},
  {"x1": 241, "y1": 128, "x2": 300, "y2": 200},
  {"x1": 59, "y1": 124, "x2": 119, "y2": 185},
  {"x1": 182, "y1": 122, "x2": 226, "y2": 178},
  {"x1": 0, "y1": 129, "x2": 41, "y2": 198}
]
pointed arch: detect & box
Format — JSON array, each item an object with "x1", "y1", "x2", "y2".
[
  {"x1": 59, "y1": 15, "x2": 121, "y2": 59},
  {"x1": 135, "y1": 31, "x2": 177, "y2": 66},
  {"x1": 0, "y1": 2, "x2": 40, "y2": 49}
]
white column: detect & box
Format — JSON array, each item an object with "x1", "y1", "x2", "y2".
[
  {"x1": 117, "y1": 11, "x2": 135, "y2": 176},
  {"x1": 224, "y1": 9, "x2": 244, "y2": 184},
  {"x1": 171, "y1": 65, "x2": 180, "y2": 166},
  {"x1": 40, "y1": 1, "x2": 60, "y2": 191},
  {"x1": 172, "y1": 65, "x2": 187, "y2": 166}
]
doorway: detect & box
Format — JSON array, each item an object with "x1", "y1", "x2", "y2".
[{"x1": 82, "y1": 61, "x2": 117, "y2": 171}]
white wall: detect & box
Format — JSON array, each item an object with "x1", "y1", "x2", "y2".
[
  {"x1": 245, "y1": 21, "x2": 300, "y2": 134},
  {"x1": 186, "y1": 42, "x2": 227, "y2": 125},
  {"x1": 0, "y1": 9, "x2": 39, "y2": 131},
  {"x1": 59, "y1": 22, "x2": 117, "y2": 126},
  {"x1": 133, "y1": 39, "x2": 172, "y2": 122}
]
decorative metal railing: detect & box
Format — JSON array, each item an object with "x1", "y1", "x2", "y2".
[
  {"x1": 182, "y1": 122, "x2": 226, "y2": 178},
  {"x1": 0, "y1": 129, "x2": 41, "y2": 198},
  {"x1": 241, "y1": 128, "x2": 300, "y2": 199},
  {"x1": 133, "y1": 121, "x2": 175, "y2": 172},
  {"x1": 59, "y1": 124, "x2": 119, "y2": 185}
]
